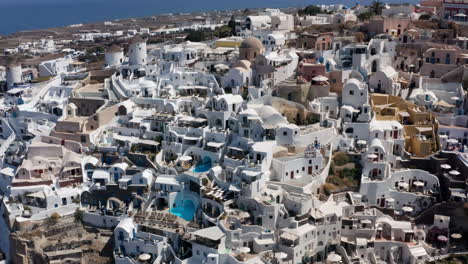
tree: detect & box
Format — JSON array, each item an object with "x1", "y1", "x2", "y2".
[
  {"x1": 214, "y1": 26, "x2": 233, "y2": 38},
  {"x1": 419, "y1": 14, "x2": 431, "y2": 20},
  {"x1": 355, "y1": 32, "x2": 366, "y2": 43},
  {"x1": 46, "y1": 212, "x2": 61, "y2": 226},
  {"x1": 228, "y1": 16, "x2": 237, "y2": 35},
  {"x1": 358, "y1": 12, "x2": 373, "y2": 21},
  {"x1": 185, "y1": 30, "x2": 208, "y2": 42},
  {"x1": 369, "y1": 0, "x2": 385, "y2": 16},
  {"x1": 333, "y1": 152, "x2": 349, "y2": 166},
  {"x1": 74, "y1": 208, "x2": 83, "y2": 223},
  {"x1": 298, "y1": 5, "x2": 323, "y2": 16},
  {"x1": 448, "y1": 21, "x2": 460, "y2": 37}
]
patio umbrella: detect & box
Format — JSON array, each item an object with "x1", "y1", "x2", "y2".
[
  {"x1": 402, "y1": 206, "x2": 413, "y2": 213},
  {"x1": 449, "y1": 170, "x2": 461, "y2": 176},
  {"x1": 327, "y1": 253, "x2": 342, "y2": 262},
  {"x1": 312, "y1": 75, "x2": 328, "y2": 82},
  {"x1": 238, "y1": 247, "x2": 250, "y2": 254},
  {"x1": 447, "y1": 139, "x2": 459, "y2": 144},
  {"x1": 438, "y1": 235, "x2": 448, "y2": 242},
  {"x1": 275, "y1": 252, "x2": 288, "y2": 259},
  {"x1": 357, "y1": 140, "x2": 367, "y2": 145},
  {"x1": 451, "y1": 233, "x2": 462, "y2": 239},
  {"x1": 139, "y1": 253, "x2": 151, "y2": 261},
  {"x1": 440, "y1": 164, "x2": 451, "y2": 170},
  {"x1": 413, "y1": 181, "x2": 424, "y2": 187},
  {"x1": 367, "y1": 154, "x2": 378, "y2": 159}
]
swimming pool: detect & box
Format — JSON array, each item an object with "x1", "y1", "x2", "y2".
[
  {"x1": 191, "y1": 157, "x2": 212, "y2": 173},
  {"x1": 192, "y1": 162, "x2": 211, "y2": 173},
  {"x1": 169, "y1": 199, "x2": 196, "y2": 221}
]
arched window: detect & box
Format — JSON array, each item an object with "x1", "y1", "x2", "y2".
[{"x1": 372, "y1": 60, "x2": 378, "y2": 73}]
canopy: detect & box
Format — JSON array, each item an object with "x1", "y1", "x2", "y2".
[
  {"x1": 357, "y1": 140, "x2": 367, "y2": 145},
  {"x1": 436, "y1": 100, "x2": 454, "y2": 108},
  {"x1": 27, "y1": 191, "x2": 46, "y2": 199},
  {"x1": 207, "y1": 142, "x2": 224, "y2": 148},
  {"x1": 179, "y1": 156, "x2": 192, "y2": 162},
  {"x1": 399, "y1": 182, "x2": 409, "y2": 188},
  {"x1": 275, "y1": 252, "x2": 288, "y2": 259},
  {"x1": 238, "y1": 247, "x2": 251, "y2": 253}
]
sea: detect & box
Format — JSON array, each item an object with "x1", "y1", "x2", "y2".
[{"x1": 0, "y1": 0, "x2": 418, "y2": 35}]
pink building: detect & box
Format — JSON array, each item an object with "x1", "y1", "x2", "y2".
[
  {"x1": 442, "y1": 0, "x2": 468, "y2": 20},
  {"x1": 298, "y1": 61, "x2": 326, "y2": 82}
]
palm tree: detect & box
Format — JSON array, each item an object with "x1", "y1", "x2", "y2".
[{"x1": 370, "y1": 0, "x2": 385, "y2": 16}]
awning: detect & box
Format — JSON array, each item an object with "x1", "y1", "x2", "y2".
[
  {"x1": 280, "y1": 232, "x2": 298, "y2": 241},
  {"x1": 398, "y1": 111, "x2": 410, "y2": 117},
  {"x1": 184, "y1": 136, "x2": 201, "y2": 141},
  {"x1": 228, "y1": 146, "x2": 244, "y2": 152},
  {"x1": 413, "y1": 181, "x2": 424, "y2": 187},
  {"x1": 207, "y1": 142, "x2": 224, "y2": 148},
  {"x1": 27, "y1": 191, "x2": 45, "y2": 199}
]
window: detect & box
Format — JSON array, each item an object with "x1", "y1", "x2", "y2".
[{"x1": 349, "y1": 90, "x2": 354, "y2": 95}]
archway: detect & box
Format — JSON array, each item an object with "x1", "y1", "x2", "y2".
[{"x1": 156, "y1": 197, "x2": 168, "y2": 210}]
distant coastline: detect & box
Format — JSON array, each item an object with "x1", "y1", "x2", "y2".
[{"x1": 0, "y1": 0, "x2": 418, "y2": 35}]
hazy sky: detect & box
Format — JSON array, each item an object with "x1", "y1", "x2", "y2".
[{"x1": 1, "y1": 0, "x2": 315, "y2": 7}]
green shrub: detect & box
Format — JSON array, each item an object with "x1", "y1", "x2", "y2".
[{"x1": 333, "y1": 152, "x2": 349, "y2": 166}]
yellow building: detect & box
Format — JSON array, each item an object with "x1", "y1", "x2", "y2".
[
  {"x1": 371, "y1": 94, "x2": 439, "y2": 158},
  {"x1": 215, "y1": 37, "x2": 243, "y2": 48}
]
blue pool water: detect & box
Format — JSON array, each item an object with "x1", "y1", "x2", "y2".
[
  {"x1": 192, "y1": 162, "x2": 212, "y2": 173},
  {"x1": 192, "y1": 157, "x2": 212, "y2": 173},
  {"x1": 169, "y1": 199, "x2": 196, "y2": 221}
]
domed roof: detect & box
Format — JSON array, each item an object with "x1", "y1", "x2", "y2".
[
  {"x1": 107, "y1": 44, "x2": 122, "y2": 53},
  {"x1": 130, "y1": 34, "x2": 146, "y2": 44},
  {"x1": 240, "y1": 37, "x2": 264, "y2": 50},
  {"x1": 6, "y1": 57, "x2": 20, "y2": 68},
  {"x1": 236, "y1": 60, "x2": 252, "y2": 69}
]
